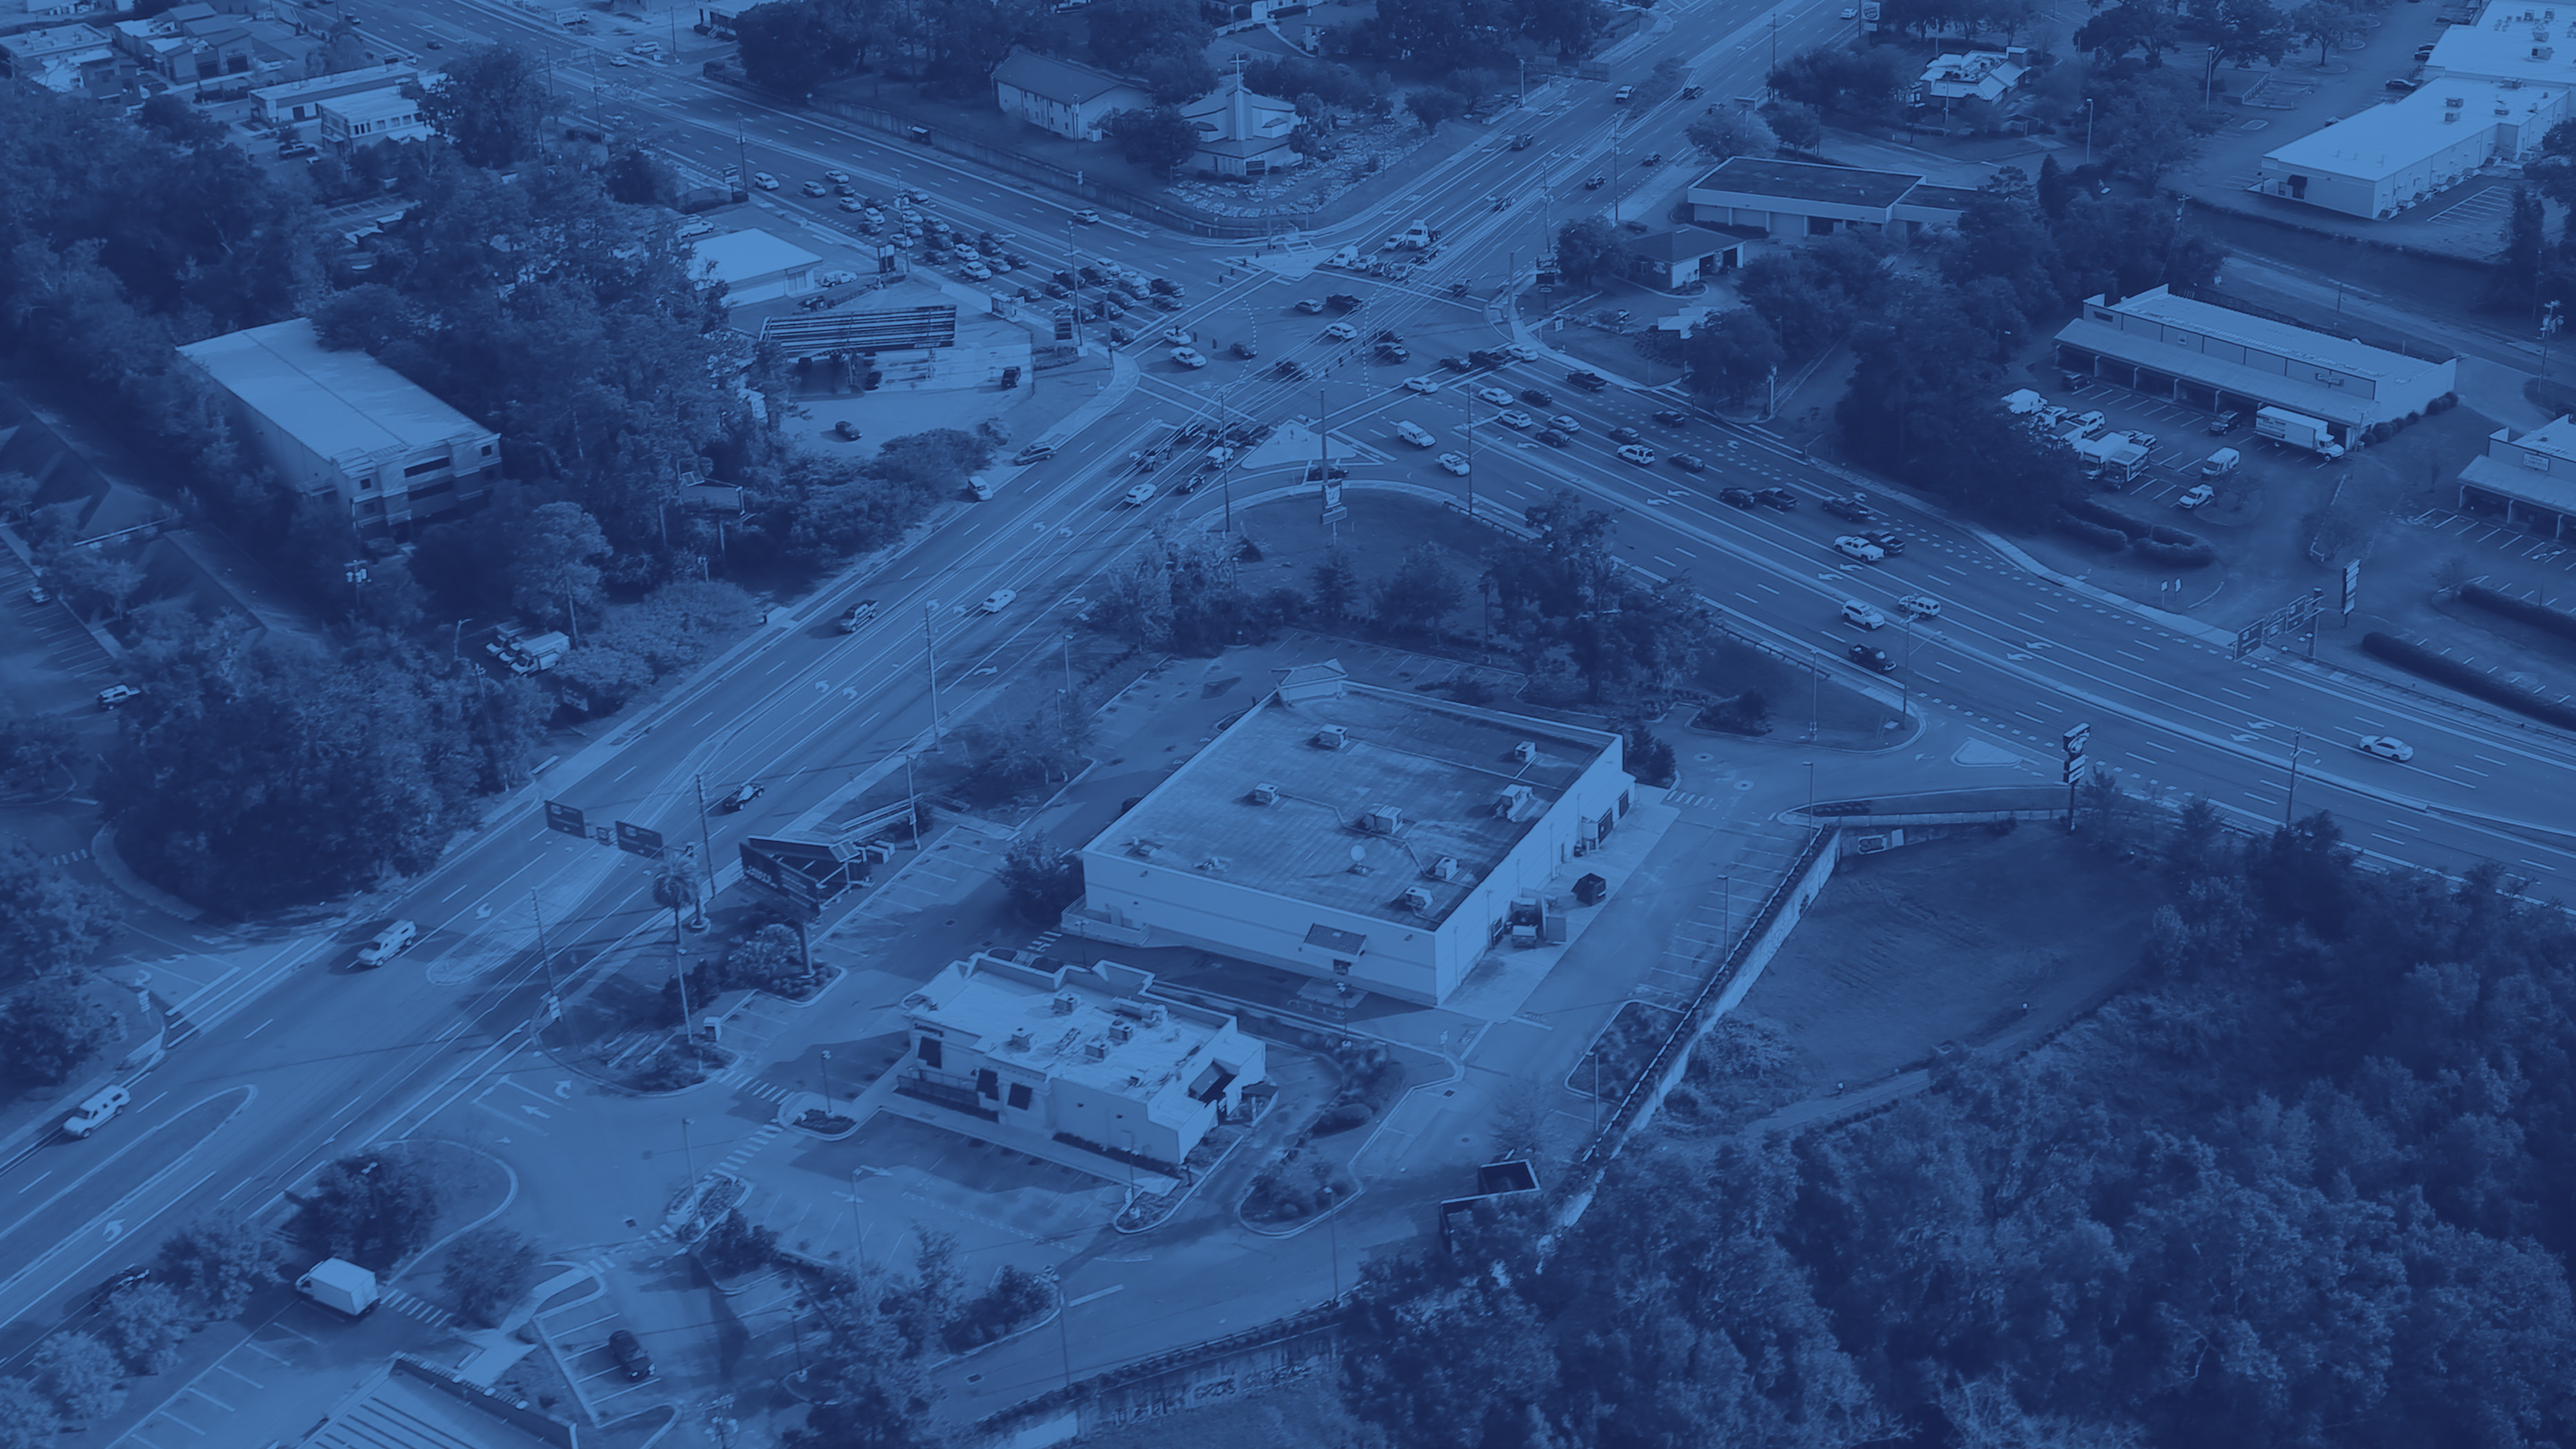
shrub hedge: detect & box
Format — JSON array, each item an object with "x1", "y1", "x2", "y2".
[{"x1": 2361, "y1": 631, "x2": 2576, "y2": 730}]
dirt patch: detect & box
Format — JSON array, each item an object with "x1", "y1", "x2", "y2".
[
  {"x1": 1731, "y1": 826, "x2": 2160, "y2": 1091},
  {"x1": 1074, "y1": 1373, "x2": 1360, "y2": 1449}
]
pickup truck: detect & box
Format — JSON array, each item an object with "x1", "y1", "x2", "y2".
[{"x1": 837, "y1": 599, "x2": 880, "y2": 631}]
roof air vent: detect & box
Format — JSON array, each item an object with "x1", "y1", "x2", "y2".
[
  {"x1": 1315, "y1": 724, "x2": 1349, "y2": 750},
  {"x1": 1005, "y1": 1029, "x2": 1032, "y2": 1052},
  {"x1": 1249, "y1": 782, "x2": 1281, "y2": 804},
  {"x1": 1083, "y1": 1038, "x2": 1109, "y2": 1060},
  {"x1": 1107, "y1": 1019, "x2": 1134, "y2": 1043},
  {"x1": 1513, "y1": 741, "x2": 1539, "y2": 765},
  {"x1": 1496, "y1": 784, "x2": 1538, "y2": 820},
  {"x1": 1199, "y1": 855, "x2": 1231, "y2": 873},
  {"x1": 1359, "y1": 805, "x2": 1403, "y2": 835},
  {"x1": 1129, "y1": 838, "x2": 1159, "y2": 860},
  {"x1": 1428, "y1": 855, "x2": 1461, "y2": 881},
  {"x1": 1398, "y1": 886, "x2": 1433, "y2": 914},
  {"x1": 1052, "y1": 991, "x2": 1080, "y2": 1015}
]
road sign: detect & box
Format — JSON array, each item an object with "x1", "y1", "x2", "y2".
[
  {"x1": 543, "y1": 800, "x2": 587, "y2": 839},
  {"x1": 2063, "y1": 754, "x2": 2090, "y2": 786},
  {"x1": 2341, "y1": 558, "x2": 2361, "y2": 616},
  {"x1": 614, "y1": 821, "x2": 665, "y2": 859},
  {"x1": 2061, "y1": 723, "x2": 2090, "y2": 758}
]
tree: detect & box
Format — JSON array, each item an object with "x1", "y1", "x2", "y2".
[
  {"x1": 97, "y1": 1283, "x2": 189, "y2": 1375},
  {"x1": 1099, "y1": 106, "x2": 1199, "y2": 176},
  {"x1": 27, "y1": 1334, "x2": 120, "y2": 1426},
  {"x1": 996, "y1": 835, "x2": 1082, "y2": 923},
  {"x1": 1405, "y1": 85, "x2": 1471, "y2": 132},
  {"x1": 1088, "y1": 0, "x2": 1212, "y2": 67},
  {"x1": 2093, "y1": 73, "x2": 2202, "y2": 183},
  {"x1": 441, "y1": 1225, "x2": 538, "y2": 1327},
  {"x1": 0, "y1": 974, "x2": 118, "y2": 1087},
  {"x1": 304, "y1": 1151, "x2": 441, "y2": 1268},
  {"x1": 157, "y1": 1217, "x2": 275, "y2": 1319},
  {"x1": 1370, "y1": 543, "x2": 1464, "y2": 640},
  {"x1": 1760, "y1": 97, "x2": 1823, "y2": 152},
  {"x1": 415, "y1": 45, "x2": 553, "y2": 169},
  {"x1": 553, "y1": 643, "x2": 656, "y2": 714},
  {"x1": 1682, "y1": 308, "x2": 1784, "y2": 409},
  {"x1": 511, "y1": 502, "x2": 610, "y2": 640},
  {"x1": 1554, "y1": 217, "x2": 1623, "y2": 288},
  {"x1": 1309, "y1": 547, "x2": 1360, "y2": 624},
  {"x1": 1131, "y1": 46, "x2": 1218, "y2": 105},
  {"x1": 2289, "y1": 0, "x2": 2358, "y2": 62},
  {"x1": 0, "y1": 842, "x2": 120, "y2": 987},
  {"x1": 1342, "y1": 1254, "x2": 1560, "y2": 1449},
  {"x1": 722, "y1": 923, "x2": 809, "y2": 994},
  {"x1": 2487, "y1": 186, "x2": 2546, "y2": 314},
  {"x1": 0, "y1": 1377, "x2": 57, "y2": 1449},
  {"x1": 603, "y1": 146, "x2": 677, "y2": 206},
  {"x1": 1684, "y1": 106, "x2": 1775, "y2": 161}
]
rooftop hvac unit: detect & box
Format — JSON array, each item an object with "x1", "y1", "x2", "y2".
[
  {"x1": 1359, "y1": 805, "x2": 1403, "y2": 835},
  {"x1": 1513, "y1": 741, "x2": 1539, "y2": 765},
  {"x1": 1496, "y1": 784, "x2": 1538, "y2": 820},
  {"x1": 1052, "y1": 991, "x2": 1080, "y2": 1015},
  {"x1": 1084, "y1": 1038, "x2": 1109, "y2": 1060},
  {"x1": 1005, "y1": 1029, "x2": 1032, "y2": 1052},
  {"x1": 1129, "y1": 838, "x2": 1159, "y2": 859},
  {"x1": 1398, "y1": 886, "x2": 1433, "y2": 914},
  {"x1": 1314, "y1": 724, "x2": 1349, "y2": 750},
  {"x1": 1107, "y1": 1019, "x2": 1134, "y2": 1043},
  {"x1": 2445, "y1": 109, "x2": 2462, "y2": 121},
  {"x1": 1428, "y1": 855, "x2": 1461, "y2": 881},
  {"x1": 1249, "y1": 782, "x2": 1281, "y2": 804},
  {"x1": 1198, "y1": 855, "x2": 1231, "y2": 873},
  {"x1": 2448, "y1": 95, "x2": 2467, "y2": 106}
]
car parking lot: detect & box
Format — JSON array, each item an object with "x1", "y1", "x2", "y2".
[
  {"x1": 2407, "y1": 505, "x2": 2576, "y2": 573},
  {"x1": 2052, "y1": 379, "x2": 2340, "y2": 508}
]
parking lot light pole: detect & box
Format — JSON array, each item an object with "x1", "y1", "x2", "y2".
[
  {"x1": 818, "y1": 1049, "x2": 834, "y2": 1117},
  {"x1": 1805, "y1": 760, "x2": 1817, "y2": 816}
]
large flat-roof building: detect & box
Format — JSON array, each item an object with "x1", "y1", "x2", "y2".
[
  {"x1": 251, "y1": 61, "x2": 415, "y2": 124},
  {"x1": 2424, "y1": 0, "x2": 2576, "y2": 88},
  {"x1": 2053, "y1": 286, "x2": 2456, "y2": 449},
  {"x1": 687, "y1": 227, "x2": 822, "y2": 307},
  {"x1": 2256, "y1": 79, "x2": 2565, "y2": 218},
  {"x1": 895, "y1": 953, "x2": 1264, "y2": 1174},
  {"x1": 1685, "y1": 157, "x2": 1974, "y2": 241},
  {"x1": 1065, "y1": 663, "x2": 1636, "y2": 1006},
  {"x1": 0, "y1": 21, "x2": 123, "y2": 95},
  {"x1": 990, "y1": 47, "x2": 1151, "y2": 141},
  {"x1": 317, "y1": 86, "x2": 429, "y2": 151},
  {"x1": 2458, "y1": 414, "x2": 2576, "y2": 538},
  {"x1": 176, "y1": 318, "x2": 500, "y2": 535}
]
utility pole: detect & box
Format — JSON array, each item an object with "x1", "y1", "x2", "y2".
[
  {"x1": 922, "y1": 600, "x2": 944, "y2": 746},
  {"x1": 2283, "y1": 727, "x2": 2303, "y2": 826},
  {"x1": 694, "y1": 775, "x2": 716, "y2": 911}
]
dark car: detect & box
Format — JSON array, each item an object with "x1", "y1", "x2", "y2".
[
  {"x1": 1016, "y1": 443, "x2": 1056, "y2": 464},
  {"x1": 1440, "y1": 355, "x2": 1473, "y2": 371},
  {"x1": 1652, "y1": 409, "x2": 1689, "y2": 427},
  {"x1": 1823, "y1": 494, "x2": 1875, "y2": 521},
  {"x1": 1609, "y1": 426, "x2": 1642, "y2": 445},
  {"x1": 1376, "y1": 343, "x2": 1409, "y2": 362},
  {"x1": 1509, "y1": 133, "x2": 1533, "y2": 149},
  {"x1": 1848, "y1": 644, "x2": 1895, "y2": 673},
  {"x1": 608, "y1": 1328, "x2": 653, "y2": 1381},
  {"x1": 719, "y1": 782, "x2": 764, "y2": 812},
  {"x1": 1372, "y1": 327, "x2": 1403, "y2": 343},
  {"x1": 1670, "y1": 452, "x2": 1707, "y2": 472},
  {"x1": 1681, "y1": 84, "x2": 1703, "y2": 98},
  {"x1": 1275, "y1": 359, "x2": 1308, "y2": 379},
  {"x1": 1231, "y1": 339, "x2": 1258, "y2": 359},
  {"x1": 1052, "y1": 269, "x2": 1078, "y2": 288},
  {"x1": 1079, "y1": 265, "x2": 1107, "y2": 286},
  {"x1": 1582, "y1": 174, "x2": 1606, "y2": 189},
  {"x1": 1753, "y1": 487, "x2": 1799, "y2": 511},
  {"x1": 1042, "y1": 281, "x2": 1069, "y2": 298},
  {"x1": 2208, "y1": 410, "x2": 2242, "y2": 434},
  {"x1": 1537, "y1": 428, "x2": 1572, "y2": 447},
  {"x1": 1469, "y1": 348, "x2": 1509, "y2": 369},
  {"x1": 836, "y1": 599, "x2": 880, "y2": 631},
  {"x1": 1566, "y1": 369, "x2": 1608, "y2": 392},
  {"x1": 1518, "y1": 386, "x2": 1555, "y2": 407},
  {"x1": 1718, "y1": 487, "x2": 1755, "y2": 508},
  {"x1": 91, "y1": 1267, "x2": 152, "y2": 1309},
  {"x1": 1863, "y1": 529, "x2": 1906, "y2": 556},
  {"x1": 1150, "y1": 277, "x2": 1181, "y2": 296},
  {"x1": 1108, "y1": 325, "x2": 1135, "y2": 345},
  {"x1": 1326, "y1": 292, "x2": 1364, "y2": 311},
  {"x1": 1178, "y1": 469, "x2": 1215, "y2": 496}
]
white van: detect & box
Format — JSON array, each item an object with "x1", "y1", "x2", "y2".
[{"x1": 1395, "y1": 420, "x2": 1436, "y2": 447}]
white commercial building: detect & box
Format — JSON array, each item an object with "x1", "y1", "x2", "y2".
[
  {"x1": 2053, "y1": 285, "x2": 2457, "y2": 449},
  {"x1": 1065, "y1": 662, "x2": 1637, "y2": 1007},
  {"x1": 2425, "y1": 1, "x2": 2576, "y2": 88},
  {"x1": 2458, "y1": 414, "x2": 2576, "y2": 537},
  {"x1": 686, "y1": 228, "x2": 821, "y2": 307},
  {"x1": 317, "y1": 87, "x2": 429, "y2": 152},
  {"x1": 1684, "y1": 157, "x2": 1979, "y2": 242},
  {"x1": 894, "y1": 953, "x2": 1265, "y2": 1174},
  {"x1": 251, "y1": 61, "x2": 415, "y2": 123},
  {"x1": 176, "y1": 318, "x2": 500, "y2": 535},
  {"x1": 2257, "y1": 78, "x2": 2565, "y2": 218}
]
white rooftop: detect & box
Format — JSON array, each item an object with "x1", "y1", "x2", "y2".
[
  {"x1": 2504, "y1": 413, "x2": 2576, "y2": 459},
  {"x1": 321, "y1": 89, "x2": 418, "y2": 123},
  {"x1": 2262, "y1": 79, "x2": 2562, "y2": 181},
  {"x1": 252, "y1": 61, "x2": 416, "y2": 101},
  {"x1": 177, "y1": 318, "x2": 492, "y2": 468},
  {"x1": 2428, "y1": 0, "x2": 2576, "y2": 85},
  {"x1": 903, "y1": 957, "x2": 1225, "y2": 1104},
  {"x1": 2089, "y1": 286, "x2": 2449, "y2": 389},
  {"x1": 686, "y1": 228, "x2": 821, "y2": 285}
]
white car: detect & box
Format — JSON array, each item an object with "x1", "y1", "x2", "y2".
[
  {"x1": 608, "y1": 52, "x2": 630, "y2": 64},
  {"x1": 823, "y1": 168, "x2": 850, "y2": 183},
  {"x1": 2358, "y1": 734, "x2": 2415, "y2": 763},
  {"x1": 1896, "y1": 594, "x2": 1942, "y2": 620},
  {"x1": 96, "y1": 683, "x2": 143, "y2": 708},
  {"x1": 953, "y1": 244, "x2": 980, "y2": 260},
  {"x1": 1403, "y1": 375, "x2": 1441, "y2": 394},
  {"x1": 1074, "y1": 208, "x2": 1101, "y2": 224},
  {"x1": 750, "y1": 172, "x2": 779, "y2": 191},
  {"x1": 813, "y1": 269, "x2": 858, "y2": 287},
  {"x1": 1123, "y1": 482, "x2": 1156, "y2": 505},
  {"x1": 1475, "y1": 385, "x2": 1514, "y2": 406},
  {"x1": 62, "y1": 1085, "x2": 131, "y2": 1140},
  {"x1": 1834, "y1": 535, "x2": 1885, "y2": 564},
  {"x1": 1396, "y1": 420, "x2": 1437, "y2": 447},
  {"x1": 1549, "y1": 414, "x2": 1580, "y2": 433},
  {"x1": 1496, "y1": 410, "x2": 1535, "y2": 429},
  {"x1": 1170, "y1": 347, "x2": 1208, "y2": 368},
  {"x1": 961, "y1": 262, "x2": 993, "y2": 280},
  {"x1": 1436, "y1": 452, "x2": 1470, "y2": 476},
  {"x1": 1616, "y1": 444, "x2": 1656, "y2": 466},
  {"x1": 1323, "y1": 321, "x2": 1358, "y2": 342},
  {"x1": 2175, "y1": 483, "x2": 2215, "y2": 510},
  {"x1": 979, "y1": 589, "x2": 1018, "y2": 614},
  {"x1": 1505, "y1": 343, "x2": 1540, "y2": 362},
  {"x1": 838, "y1": 196, "x2": 866, "y2": 213},
  {"x1": 1162, "y1": 326, "x2": 1192, "y2": 344},
  {"x1": 1842, "y1": 599, "x2": 1887, "y2": 630}
]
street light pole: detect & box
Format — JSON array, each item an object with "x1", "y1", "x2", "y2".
[
  {"x1": 818, "y1": 1049, "x2": 833, "y2": 1118},
  {"x1": 1804, "y1": 760, "x2": 1817, "y2": 816},
  {"x1": 2283, "y1": 728, "x2": 2303, "y2": 826},
  {"x1": 2082, "y1": 97, "x2": 2096, "y2": 167},
  {"x1": 922, "y1": 600, "x2": 944, "y2": 746}
]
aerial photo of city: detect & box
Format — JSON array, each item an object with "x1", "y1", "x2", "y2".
[{"x1": 4, "y1": 0, "x2": 2576, "y2": 1440}]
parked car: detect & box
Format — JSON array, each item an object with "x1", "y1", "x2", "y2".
[
  {"x1": 2208, "y1": 410, "x2": 2242, "y2": 434},
  {"x1": 96, "y1": 683, "x2": 142, "y2": 709},
  {"x1": 608, "y1": 1329, "x2": 653, "y2": 1381}
]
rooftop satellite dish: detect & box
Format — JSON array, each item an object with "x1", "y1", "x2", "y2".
[{"x1": 1349, "y1": 844, "x2": 1367, "y2": 863}]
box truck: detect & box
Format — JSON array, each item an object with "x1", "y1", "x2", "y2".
[
  {"x1": 2254, "y1": 406, "x2": 2345, "y2": 459},
  {"x1": 298, "y1": 1258, "x2": 379, "y2": 1317}
]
